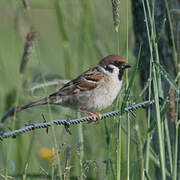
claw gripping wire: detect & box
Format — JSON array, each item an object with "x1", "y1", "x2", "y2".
[{"x1": 0, "y1": 100, "x2": 155, "y2": 141}]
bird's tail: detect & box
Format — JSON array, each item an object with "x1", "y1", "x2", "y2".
[{"x1": 1, "y1": 98, "x2": 48, "y2": 122}]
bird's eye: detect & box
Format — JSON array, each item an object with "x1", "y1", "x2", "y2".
[{"x1": 106, "y1": 65, "x2": 113, "y2": 73}]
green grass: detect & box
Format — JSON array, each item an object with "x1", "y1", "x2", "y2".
[{"x1": 0, "y1": 0, "x2": 179, "y2": 179}]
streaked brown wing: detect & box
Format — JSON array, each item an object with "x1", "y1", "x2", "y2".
[{"x1": 50, "y1": 67, "x2": 104, "y2": 97}]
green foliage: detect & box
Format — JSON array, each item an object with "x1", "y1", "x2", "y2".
[{"x1": 0, "y1": 0, "x2": 179, "y2": 179}]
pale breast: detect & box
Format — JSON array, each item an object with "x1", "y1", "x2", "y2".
[
  {"x1": 90, "y1": 78, "x2": 122, "y2": 111},
  {"x1": 60, "y1": 69, "x2": 122, "y2": 112}
]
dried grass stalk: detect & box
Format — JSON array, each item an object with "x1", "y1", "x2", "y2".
[
  {"x1": 19, "y1": 27, "x2": 36, "y2": 74},
  {"x1": 169, "y1": 88, "x2": 176, "y2": 120},
  {"x1": 111, "y1": 0, "x2": 120, "y2": 32},
  {"x1": 28, "y1": 79, "x2": 70, "y2": 94},
  {"x1": 21, "y1": 0, "x2": 30, "y2": 9},
  {"x1": 64, "y1": 147, "x2": 72, "y2": 180}
]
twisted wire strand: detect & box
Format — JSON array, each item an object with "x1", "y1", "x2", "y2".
[{"x1": 0, "y1": 100, "x2": 155, "y2": 141}]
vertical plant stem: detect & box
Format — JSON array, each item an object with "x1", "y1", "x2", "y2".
[
  {"x1": 126, "y1": 115, "x2": 130, "y2": 180},
  {"x1": 77, "y1": 112, "x2": 84, "y2": 180},
  {"x1": 5, "y1": 86, "x2": 21, "y2": 177},
  {"x1": 151, "y1": 0, "x2": 173, "y2": 174},
  {"x1": 135, "y1": 124, "x2": 144, "y2": 180},
  {"x1": 172, "y1": 120, "x2": 179, "y2": 180},
  {"x1": 51, "y1": 164, "x2": 55, "y2": 180},
  {"x1": 172, "y1": 89, "x2": 179, "y2": 180},
  {"x1": 152, "y1": 66, "x2": 166, "y2": 180},
  {"x1": 117, "y1": 115, "x2": 122, "y2": 180},
  {"x1": 64, "y1": 147, "x2": 72, "y2": 180},
  {"x1": 115, "y1": 1, "x2": 121, "y2": 178},
  {"x1": 153, "y1": 21, "x2": 172, "y2": 175},
  {"x1": 42, "y1": 89, "x2": 62, "y2": 179},
  {"x1": 164, "y1": 1, "x2": 179, "y2": 175},
  {"x1": 104, "y1": 119, "x2": 111, "y2": 178},
  {"x1": 152, "y1": 10, "x2": 173, "y2": 180},
  {"x1": 143, "y1": 1, "x2": 171, "y2": 178},
  {"x1": 35, "y1": 36, "x2": 62, "y2": 179},
  {"x1": 164, "y1": 120, "x2": 173, "y2": 174},
  {"x1": 176, "y1": 69, "x2": 180, "y2": 178},
  {"x1": 4, "y1": 2, "x2": 23, "y2": 173},
  {"x1": 164, "y1": 0, "x2": 178, "y2": 67},
  {"x1": 51, "y1": 124, "x2": 63, "y2": 179},
  {"x1": 126, "y1": 1, "x2": 130, "y2": 179},
  {"x1": 142, "y1": 0, "x2": 153, "y2": 172}
]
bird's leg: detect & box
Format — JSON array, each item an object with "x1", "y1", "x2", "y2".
[{"x1": 79, "y1": 109, "x2": 102, "y2": 124}]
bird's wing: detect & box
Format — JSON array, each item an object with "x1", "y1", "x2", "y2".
[{"x1": 49, "y1": 67, "x2": 105, "y2": 98}]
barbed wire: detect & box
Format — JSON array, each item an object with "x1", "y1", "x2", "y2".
[{"x1": 0, "y1": 100, "x2": 156, "y2": 141}]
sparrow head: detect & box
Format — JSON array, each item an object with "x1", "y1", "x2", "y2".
[{"x1": 98, "y1": 54, "x2": 131, "y2": 80}]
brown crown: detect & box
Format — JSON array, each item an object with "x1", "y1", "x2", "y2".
[{"x1": 98, "y1": 54, "x2": 126, "y2": 68}]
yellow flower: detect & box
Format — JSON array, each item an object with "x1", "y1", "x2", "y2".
[{"x1": 39, "y1": 148, "x2": 55, "y2": 163}]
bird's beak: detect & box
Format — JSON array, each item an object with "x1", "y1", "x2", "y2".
[{"x1": 122, "y1": 62, "x2": 131, "y2": 69}]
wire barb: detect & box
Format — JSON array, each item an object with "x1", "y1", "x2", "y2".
[
  {"x1": 64, "y1": 121, "x2": 72, "y2": 135},
  {"x1": 41, "y1": 113, "x2": 49, "y2": 134},
  {"x1": 0, "y1": 100, "x2": 155, "y2": 141}
]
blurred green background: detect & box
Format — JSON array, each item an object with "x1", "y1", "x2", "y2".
[{"x1": 0, "y1": 0, "x2": 146, "y2": 179}]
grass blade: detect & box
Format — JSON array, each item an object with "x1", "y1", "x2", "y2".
[
  {"x1": 153, "y1": 61, "x2": 180, "y2": 94},
  {"x1": 121, "y1": 45, "x2": 141, "y2": 114}
]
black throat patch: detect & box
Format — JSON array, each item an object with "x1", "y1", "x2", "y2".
[{"x1": 118, "y1": 70, "x2": 124, "y2": 81}]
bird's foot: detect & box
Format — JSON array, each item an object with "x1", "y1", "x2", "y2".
[{"x1": 79, "y1": 110, "x2": 102, "y2": 124}]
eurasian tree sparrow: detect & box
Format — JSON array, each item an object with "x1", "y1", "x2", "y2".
[{"x1": 1, "y1": 54, "x2": 131, "y2": 123}]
